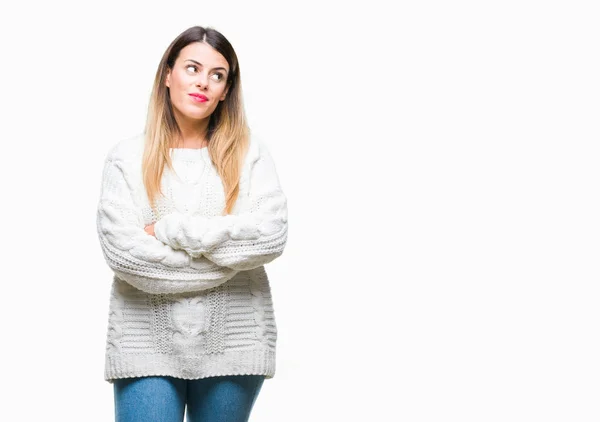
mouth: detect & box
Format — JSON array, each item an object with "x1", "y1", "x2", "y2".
[{"x1": 189, "y1": 93, "x2": 208, "y2": 103}]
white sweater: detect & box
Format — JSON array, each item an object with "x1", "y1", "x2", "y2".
[{"x1": 96, "y1": 133, "x2": 288, "y2": 382}]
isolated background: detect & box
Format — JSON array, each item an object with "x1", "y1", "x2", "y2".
[{"x1": 0, "y1": 1, "x2": 599, "y2": 420}]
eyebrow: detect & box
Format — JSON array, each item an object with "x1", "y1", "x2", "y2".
[{"x1": 184, "y1": 59, "x2": 228, "y2": 74}]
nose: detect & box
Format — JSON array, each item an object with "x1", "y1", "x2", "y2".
[{"x1": 196, "y1": 73, "x2": 209, "y2": 89}]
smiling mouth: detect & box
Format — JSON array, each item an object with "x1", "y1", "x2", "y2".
[{"x1": 189, "y1": 94, "x2": 208, "y2": 103}]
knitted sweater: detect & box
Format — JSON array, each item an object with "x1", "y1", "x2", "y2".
[{"x1": 96, "y1": 133, "x2": 288, "y2": 383}]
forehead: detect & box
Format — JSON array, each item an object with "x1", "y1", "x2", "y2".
[{"x1": 177, "y1": 42, "x2": 229, "y2": 70}]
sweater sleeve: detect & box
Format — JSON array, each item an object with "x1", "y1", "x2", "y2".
[
  {"x1": 153, "y1": 144, "x2": 288, "y2": 271},
  {"x1": 97, "y1": 156, "x2": 238, "y2": 294}
]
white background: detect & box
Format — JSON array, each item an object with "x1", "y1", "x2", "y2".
[{"x1": 0, "y1": 1, "x2": 599, "y2": 421}]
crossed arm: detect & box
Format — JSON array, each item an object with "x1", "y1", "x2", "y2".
[
  {"x1": 153, "y1": 145, "x2": 288, "y2": 271},
  {"x1": 96, "y1": 143, "x2": 287, "y2": 294},
  {"x1": 96, "y1": 157, "x2": 237, "y2": 294}
]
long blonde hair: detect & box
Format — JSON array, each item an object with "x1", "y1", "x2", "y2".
[{"x1": 142, "y1": 26, "x2": 249, "y2": 216}]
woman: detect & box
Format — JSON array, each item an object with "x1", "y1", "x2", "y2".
[{"x1": 96, "y1": 25, "x2": 288, "y2": 422}]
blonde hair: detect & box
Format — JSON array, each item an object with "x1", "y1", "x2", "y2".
[{"x1": 142, "y1": 26, "x2": 249, "y2": 216}]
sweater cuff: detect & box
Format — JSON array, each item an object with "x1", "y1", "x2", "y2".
[{"x1": 153, "y1": 217, "x2": 171, "y2": 246}]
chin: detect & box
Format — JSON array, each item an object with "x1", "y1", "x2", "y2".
[
  {"x1": 187, "y1": 112, "x2": 209, "y2": 120},
  {"x1": 181, "y1": 108, "x2": 210, "y2": 120}
]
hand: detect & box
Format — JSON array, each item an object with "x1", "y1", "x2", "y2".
[{"x1": 144, "y1": 223, "x2": 156, "y2": 237}]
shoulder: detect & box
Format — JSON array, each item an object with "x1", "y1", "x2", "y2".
[
  {"x1": 104, "y1": 132, "x2": 145, "y2": 163},
  {"x1": 245, "y1": 132, "x2": 276, "y2": 166}
]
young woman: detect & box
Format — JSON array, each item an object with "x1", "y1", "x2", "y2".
[{"x1": 96, "y1": 25, "x2": 288, "y2": 422}]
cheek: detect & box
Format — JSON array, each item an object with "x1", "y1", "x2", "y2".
[
  {"x1": 171, "y1": 72, "x2": 189, "y2": 91},
  {"x1": 212, "y1": 84, "x2": 227, "y2": 98},
  {"x1": 215, "y1": 89, "x2": 225, "y2": 102},
  {"x1": 171, "y1": 77, "x2": 191, "y2": 104}
]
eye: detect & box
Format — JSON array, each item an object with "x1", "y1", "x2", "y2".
[
  {"x1": 211, "y1": 72, "x2": 225, "y2": 81},
  {"x1": 186, "y1": 65, "x2": 197, "y2": 73}
]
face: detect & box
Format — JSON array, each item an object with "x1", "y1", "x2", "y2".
[{"x1": 166, "y1": 42, "x2": 230, "y2": 124}]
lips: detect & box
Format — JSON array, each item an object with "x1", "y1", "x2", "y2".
[{"x1": 189, "y1": 93, "x2": 208, "y2": 102}]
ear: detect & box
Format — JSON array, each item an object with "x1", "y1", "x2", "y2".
[
  {"x1": 165, "y1": 69, "x2": 171, "y2": 88},
  {"x1": 219, "y1": 83, "x2": 230, "y2": 101}
]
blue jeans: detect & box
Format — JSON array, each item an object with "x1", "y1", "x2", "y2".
[{"x1": 113, "y1": 375, "x2": 265, "y2": 422}]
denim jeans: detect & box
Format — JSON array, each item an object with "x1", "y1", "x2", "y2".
[{"x1": 113, "y1": 375, "x2": 265, "y2": 422}]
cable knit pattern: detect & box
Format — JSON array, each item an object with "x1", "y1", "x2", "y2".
[
  {"x1": 153, "y1": 143, "x2": 288, "y2": 271},
  {"x1": 97, "y1": 149, "x2": 240, "y2": 294},
  {"x1": 98, "y1": 133, "x2": 286, "y2": 383}
]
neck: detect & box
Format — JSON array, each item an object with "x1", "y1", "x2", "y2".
[{"x1": 172, "y1": 112, "x2": 210, "y2": 148}]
